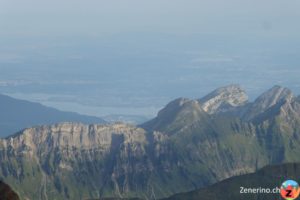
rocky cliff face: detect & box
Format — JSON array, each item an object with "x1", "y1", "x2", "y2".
[
  {"x1": 1, "y1": 85, "x2": 300, "y2": 200},
  {"x1": 0, "y1": 123, "x2": 152, "y2": 200}
]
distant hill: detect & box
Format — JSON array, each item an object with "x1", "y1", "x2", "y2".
[
  {"x1": 163, "y1": 163, "x2": 300, "y2": 200},
  {"x1": 0, "y1": 180, "x2": 20, "y2": 200},
  {"x1": 0, "y1": 93, "x2": 105, "y2": 137}
]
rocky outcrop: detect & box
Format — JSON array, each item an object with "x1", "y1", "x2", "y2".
[{"x1": 198, "y1": 84, "x2": 248, "y2": 114}]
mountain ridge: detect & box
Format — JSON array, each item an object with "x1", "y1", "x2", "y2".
[{"x1": 141, "y1": 98, "x2": 210, "y2": 134}]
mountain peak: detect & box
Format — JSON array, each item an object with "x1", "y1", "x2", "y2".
[
  {"x1": 244, "y1": 85, "x2": 295, "y2": 121},
  {"x1": 141, "y1": 98, "x2": 208, "y2": 133},
  {"x1": 152, "y1": 98, "x2": 195, "y2": 123},
  {"x1": 199, "y1": 84, "x2": 248, "y2": 114},
  {"x1": 253, "y1": 85, "x2": 293, "y2": 109}
]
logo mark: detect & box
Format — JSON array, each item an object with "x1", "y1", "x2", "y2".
[{"x1": 281, "y1": 180, "x2": 300, "y2": 200}]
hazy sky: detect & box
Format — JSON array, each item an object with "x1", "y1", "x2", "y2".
[
  {"x1": 0, "y1": 0, "x2": 300, "y2": 118},
  {"x1": 1, "y1": 0, "x2": 300, "y2": 37}
]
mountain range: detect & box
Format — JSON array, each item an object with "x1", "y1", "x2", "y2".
[
  {"x1": 0, "y1": 85, "x2": 300, "y2": 200},
  {"x1": 0, "y1": 93, "x2": 105, "y2": 137}
]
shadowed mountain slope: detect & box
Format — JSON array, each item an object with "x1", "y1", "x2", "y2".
[
  {"x1": 163, "y1": 163, "x2": 300, "y2": 200},
  {"x1": 0, "y1": 180, "x2": 20, "y2": 200}
]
